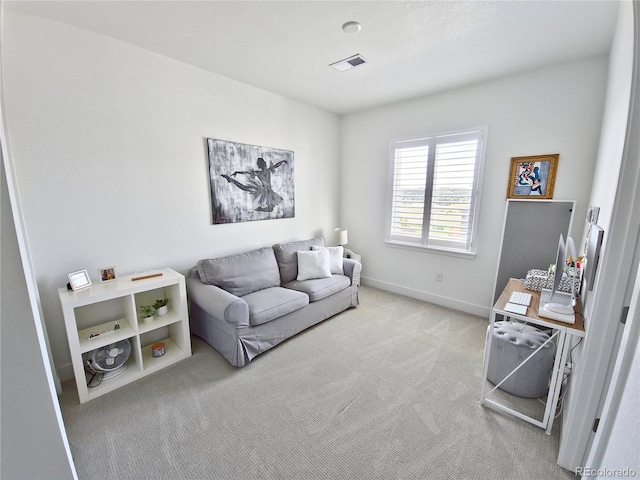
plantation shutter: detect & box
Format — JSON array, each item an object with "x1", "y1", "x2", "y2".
[
  {"x1": 428, "y1": 136, "x2": 479, "y2": 250},
  {"x1": 389, "y1": 140, "x2": 430, "y2": 242},
  {"x1": 386, "y1": 129, "x2": 485, "y2": 254}
]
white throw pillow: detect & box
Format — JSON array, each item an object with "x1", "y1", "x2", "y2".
[
  {"x1": 297, "y1": 249, "x2": 332, "y2": 281},
  {"x1": 311, "y1": 245, "x2": 344, "y2": 274}
]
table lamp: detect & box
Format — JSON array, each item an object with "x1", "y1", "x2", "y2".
[{"x1": 335, "y1": 228, "x2": 348, "y2": 246}]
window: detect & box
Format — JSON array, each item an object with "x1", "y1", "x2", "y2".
[{"x1": 385, "y1": 128, "x2": 487, "y2": 255}]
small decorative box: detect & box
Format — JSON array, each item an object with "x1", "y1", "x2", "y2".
[
  {"x1": 524, "y1": 267, "x2": 580, "y2": 292},
  {"x1": 151, "y1": 342, "x2": 165, "y2": 357}
]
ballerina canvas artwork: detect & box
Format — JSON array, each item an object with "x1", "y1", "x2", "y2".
[{"x1": 207, "y1": 138, "x2": 295, "y2": 224}]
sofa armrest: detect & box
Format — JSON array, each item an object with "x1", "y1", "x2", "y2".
[
  {"x1": 343, "y1": 258, "x2": 362, "y2": 286},
  {"x1": 186, "y1": 277, "x2": 250, "y2": 328}
]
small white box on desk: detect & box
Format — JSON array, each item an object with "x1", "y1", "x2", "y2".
[{"x1": 504, "y1": 302, "x2": 527, "y2": 315}]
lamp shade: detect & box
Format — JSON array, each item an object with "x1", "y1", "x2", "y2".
[{"x1": 334, "y1": 228, "x2": 348, "y2": 246}]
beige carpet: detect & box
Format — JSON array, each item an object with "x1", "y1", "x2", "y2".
[{"x1": 58, "y1": 286, "x2": 575, "y2": 480}]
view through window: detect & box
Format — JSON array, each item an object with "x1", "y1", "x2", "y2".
[{"x1": 386, "y1": 128, "x2": 487, "y2": 255}]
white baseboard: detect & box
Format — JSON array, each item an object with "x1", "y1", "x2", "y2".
[
  {"x1": 57, "y1": 363, "x2": 75, "y2": 384},
  {"x1": 361, "y1": 276, "x2": 490, "y2": 318}
]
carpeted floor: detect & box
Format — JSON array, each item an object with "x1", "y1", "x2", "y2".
[{"x1": 58, "y1": 286, "x2": 576, "y2": 480}]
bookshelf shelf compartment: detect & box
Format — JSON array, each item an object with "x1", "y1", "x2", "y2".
[
  {"x1": 59, "y1": 268, "x2": 192, "y2": 403},
  {"x1": 141, "y1": 337, "x2": 184, "y2": 373},
  {"x1": 77, "y1": 318, "x2": 134, "y2": 354}
]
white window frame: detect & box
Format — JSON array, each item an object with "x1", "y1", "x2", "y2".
[{"x1": 384, "y1": 127, "x2": 488, "y2": 257}]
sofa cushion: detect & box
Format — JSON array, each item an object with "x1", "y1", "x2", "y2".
[
  {"x1": 297, "y1": 249, "x2": 331, "y2": 281},
  {"x1": 311, "y1": 245, "x2": 344, "y2": 274},
  {"x1": 242, "y1": 287, "x2": 309, "y2": 326},
  {"x1": 197, "y1": 247, "x2": 280, "y2": 297},
  {"x1": 284, "y1": 275, "x2": 351, "y2": 302},
  {"x1": 273, "y1": 237, "x2": 325, "y2": 284}
]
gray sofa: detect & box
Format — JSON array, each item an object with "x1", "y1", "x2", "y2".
[{"x1": 187, "y1": 237, "x2": 361, "y2": 367}]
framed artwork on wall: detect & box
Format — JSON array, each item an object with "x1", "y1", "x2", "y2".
[
  {"x1": 506, "y1": 154, "x2": 559, "y2": 199},
  {"x1": 206, "y1": 138, "x2": 295, "y2": 224}
]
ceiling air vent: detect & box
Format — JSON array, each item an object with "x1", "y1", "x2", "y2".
[{"x1": 329, "y1": 54, "x2": 367, "y2": 72}]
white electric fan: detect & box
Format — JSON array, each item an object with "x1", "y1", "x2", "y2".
[{"x1": 88, "y1": 339, "x2": 131, "y2": 380}]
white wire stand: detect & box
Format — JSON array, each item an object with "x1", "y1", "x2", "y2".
[{"x1": 480, "y1": 278, "x2": 585, "y2": 434}]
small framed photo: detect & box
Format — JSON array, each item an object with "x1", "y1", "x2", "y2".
[
  {"x1": 98, "y1": 266, "x2": 117, "y2": 283},
  {"x1": 67, "y1": 269, "x2": 92, "y2": 291},
  {"x1": 507, "y1": 154, "x2": 559, "y2": 199}
]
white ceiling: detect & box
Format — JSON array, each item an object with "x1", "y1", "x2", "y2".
[{"x1": 5, "y1": 0, "x2": 620, "y2": 115}]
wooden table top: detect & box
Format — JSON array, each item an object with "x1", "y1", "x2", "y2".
[{"x1": 494, "y1": 278, "x2": 585, "y2": 335}]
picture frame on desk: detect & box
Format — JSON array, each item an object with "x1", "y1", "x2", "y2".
[
  {"x1": 67, "y1": 269, "x2": 92, "y2": 291},
  {"x1": 98, "y1": 266, "x2": 116, "y2": 283}
]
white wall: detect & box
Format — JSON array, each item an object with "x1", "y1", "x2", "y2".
[
  {"x1": 595, "y1": 258, "x2": 640, "y2": 478},
  {"x1": 582, "y1": 0, "x2": 635, "y2": 313},
  {"x1": 558, "y1": 1, "x2": 636, "y2": 470},
  {"x1": 341, "y1": 57, "x2": 608, "y2": 315},
  {"x1": 1, "y1": 158, "x2": 75, "y2": 479},
  {"x1": 599, "y1": 342, "x2": 640, "y2": 474},
  {"x1": 2, "y1": 11, "x2": 342, "y2": 380}
]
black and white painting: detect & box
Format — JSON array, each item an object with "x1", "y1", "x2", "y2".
[{"x1": 207, "y1": 138, "x2": 295, "y2": 224}]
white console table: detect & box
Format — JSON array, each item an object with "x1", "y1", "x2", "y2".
[{"x1": 480, "y1": 278, "x2": 585, "y2": 434}]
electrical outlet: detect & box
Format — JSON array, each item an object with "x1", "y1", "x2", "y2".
[{"x1": 435, "y1": 272, "x2": 443, "y2": 282}]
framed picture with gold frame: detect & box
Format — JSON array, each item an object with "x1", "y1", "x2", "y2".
[{"x1": 506, "y1": 154, "x2": 559, "y2": 199}]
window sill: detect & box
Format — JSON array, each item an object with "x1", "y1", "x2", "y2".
[{"x1": 384, "y1": 240, "x2": 477, "y2": 259}]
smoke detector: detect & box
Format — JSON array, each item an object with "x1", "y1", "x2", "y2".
[
  {"x1": 342, "y1": 21, "x2": 361, "y2": 34},
  {"x1": 329, "y1": 54, "x2": 367, "y2": 72}
]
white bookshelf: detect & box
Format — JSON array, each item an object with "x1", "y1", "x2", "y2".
[{"x1": 59, "y1": 268, "x2": 191, "y2": 403}]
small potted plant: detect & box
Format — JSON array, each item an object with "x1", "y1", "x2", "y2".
[
  {"x1": 153, "y1": 298, "x2": 169, "y2": 316},
  {"x1": 140, "y1": 305, "x2": 156, "y2": 324}
]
